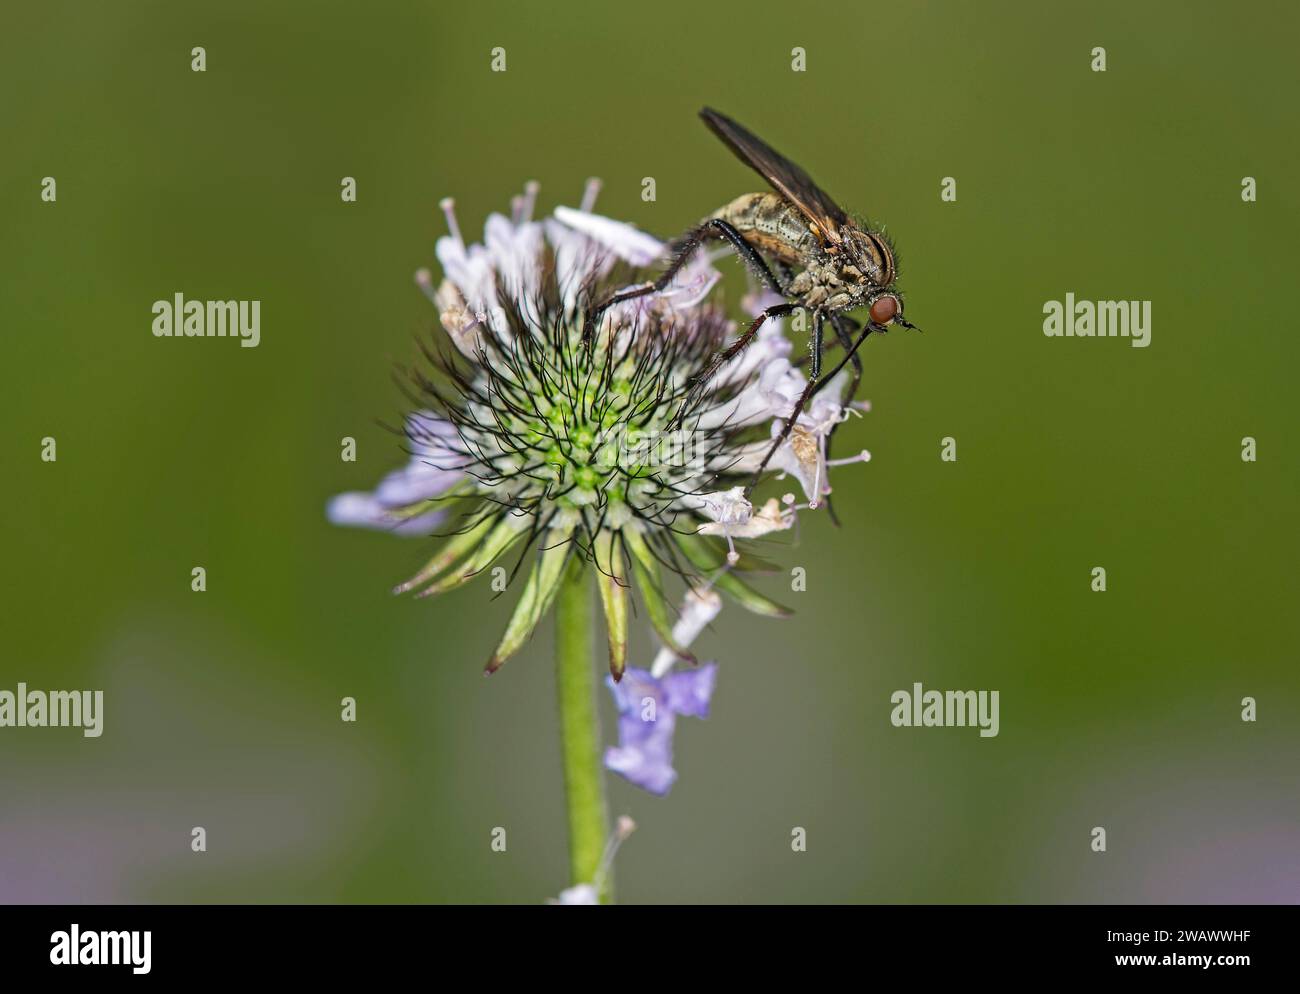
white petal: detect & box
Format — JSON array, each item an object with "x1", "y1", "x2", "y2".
[
  {"x1": 758, "y1": 358, "x2": 808, "y2": 419},
  {"x1": 543, "y1": 218, "x2": 612, "y2": 309},
  {"x1": 694, "y1": 388, "x2": 785, "y2": 432},
  {"x1": 553, "y1": 206, "x2": 664, "y2": 265},
  {"x1": 650, "y1": 587, "x2": 723, "y2": 676},
  {"x1": 698, "y1": 498, "x2": 792, "y2": 539},
  {"x1": 553, "y1": 206, "x2": 721, "y2": 328},
  {"x1": 691, "y1": 486, "x2": 752, "y2": 525},
  {"x1": 672, "y1": 587, "x2": 722, "y2": 646},
  {"x1": 550, "y1": 883, "x2": 600, "y2": 905},
  {"x1": 484, "y1": 214, "x2": 545, "y2": 304},
  {"x1": 433, "y1": 279, "x2": 484, "y2": 358},
  {"x1": 766, "y1": 424, "x2": 826, "y2": 504}
]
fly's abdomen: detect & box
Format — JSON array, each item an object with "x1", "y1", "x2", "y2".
[{"x1": 709, "y1": 192, "x2": 818, "y2": 266}]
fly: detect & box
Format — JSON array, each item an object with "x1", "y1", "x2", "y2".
[{"x1": 584, "y1": 107, "x2": 918, "y2": 501}]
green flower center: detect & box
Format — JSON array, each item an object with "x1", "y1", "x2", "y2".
[{"x1": 460, "y1": 327, "x2": 702, "y2": 516}]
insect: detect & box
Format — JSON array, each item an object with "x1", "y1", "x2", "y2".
[{"x1": 584, "y1": 107, "x2": 917, "y2": 499}]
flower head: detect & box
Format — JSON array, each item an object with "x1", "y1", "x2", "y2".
[{"x1": 328, "y1": 182, "x2": 869, "y2": 678}]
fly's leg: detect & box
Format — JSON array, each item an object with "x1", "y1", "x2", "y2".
[
  {"x1": 827, "y1": 313, "x2": 864, "y2": 401},
  {"x1": 689, "y1": 218, "x2": 789, "y2": 295},
  {"x1": 745, "y1": 310, "x2": 825, "y2": 500},
  {"x1": 821, "y1": 314, "x2": 865, "y2": 525},
  {"x1": 671, "y1": 302, "x2": 795, "y2": 428},
  {"x1": 582, "y1": 218, "x2": 787, "y2": 345},
  {"x1": 813, "y1": 317, "x2": 875, "y2": 398},
  {"x1": 803, "y1": 316, "x2": 877, "y2": 510}
]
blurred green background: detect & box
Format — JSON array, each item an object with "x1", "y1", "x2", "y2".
[{"x1": 3, "y1": 0, "x2": 1297, "y2": 903}]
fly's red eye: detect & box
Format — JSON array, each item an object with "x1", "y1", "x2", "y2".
[{"x1": 870, "y1": 295, "x2": 898, "y2": 325}]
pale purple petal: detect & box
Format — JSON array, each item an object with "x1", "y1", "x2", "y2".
[
  {"x1": 603, "y1": 665, "x2": 718, "y2": 796},
  {"x1": 372, "y1": 462, "x2": 461, "y2": 507},
  {"x1": 325, "y1": 493, "x2": 447, "y2": 536},
  {"x1": 328, "y1": 414, "x2": 467, "y2": 535},
  {"x1": 662, "y1": 662, "x2": 717, "y2": 719},
  {"x1": 743, "y1": 288, "x2": 787, "y2": 317},
  {"x1": 605, "y1": 710, "x2": 678, "y2": 796}
]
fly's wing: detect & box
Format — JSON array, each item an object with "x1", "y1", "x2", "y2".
[{"x1": 700, "y1": 107, "x2": 849, "y2": 246}]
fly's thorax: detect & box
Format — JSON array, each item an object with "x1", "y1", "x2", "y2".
[
  {"x1": 788, "y1": 257, "x2": 875, "y2": 312},
  {"x1": 838, "y1": 227, "x2": 895, "y2": 286}
]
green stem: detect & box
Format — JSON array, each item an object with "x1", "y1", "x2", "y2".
[{"x1": 554, "y1": 554, "x2": 611, "y2": 901}]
